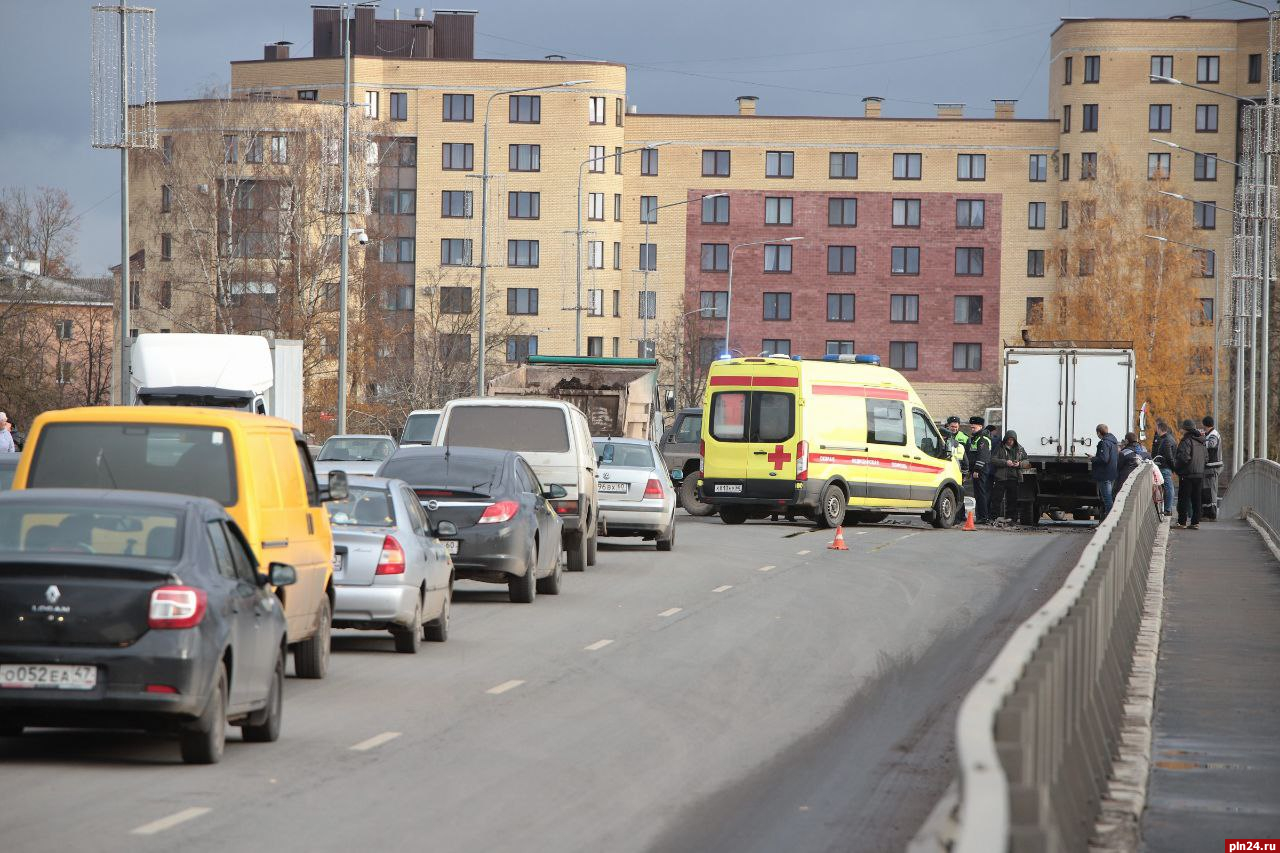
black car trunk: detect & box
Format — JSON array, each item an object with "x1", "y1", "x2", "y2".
[
  {"x1": 412, "y1": 488, "x2": 493, "y2": 528},
  {"x1": 0, "y1": 562, "x2": 168, "y2": 646}
]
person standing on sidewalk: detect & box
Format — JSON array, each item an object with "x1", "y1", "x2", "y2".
[
  {"x1": 967, "y1": 417, "x2": 993, "y2": 523},
  {"x1": 0, "y1": 413, "x2": 15, "y2": 454},
  {"x1": 991, "y1": 430, "x2": 1029, "y2": 523},
  {"x1": 1115, "y1": 431, "x2": 1150, "y2": 494},
  {"x1": 1201, "y1": 415, "x2": 1222, "y2": 520},
  {"x1": 1174, "y1": 418, "x2": 1207, "y2": 529},
  {"x1": 1091, "y1": 424, "x2": 1119, "y2": 518},
  {"x1": 1150, "y1": 419, "x2": 1177, "y2": 517}
]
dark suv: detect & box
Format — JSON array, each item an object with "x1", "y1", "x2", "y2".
[{"x1": 659, "y1": 408, "x2": 714, "y2": 516}]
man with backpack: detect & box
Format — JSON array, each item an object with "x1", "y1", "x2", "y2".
[{"x1": 1175, "y1": 418, "x2": 1207, "y2": 529}]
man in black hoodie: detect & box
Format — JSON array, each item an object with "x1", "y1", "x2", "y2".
[
  {"x1": 1174, "y1": 418, "x2": 1207, "y2": 529},
  {"x1": 991, "y1": 430, "x2": 1030, "y2": 523}
]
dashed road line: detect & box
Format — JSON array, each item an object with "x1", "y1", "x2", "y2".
[
  {"x1": 657, "y1": 607, "x2": 683, "y2": 617},
  {"x1": 349, "y1": 731, "x2": 402, "y2": 752},
  {"x1": 583, "y1": 639, "x2": 614, "y2": 651},
  {"x1": 486, "y1": 679, "x2": 526, "y2": 695},
  {"x1": 758, "y1": 565, "x2": 775, "y2": 572},
  {"x1": 130, "y1": 807, "x2": 211, "y2": 836},
  {"x1": 712, "y1": 585, "x2": 733, "y2": 593},
  {"x1": 797, "y1": 549, "x2": 811, "y2": 556}
]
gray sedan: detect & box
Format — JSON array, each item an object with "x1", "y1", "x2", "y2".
[
  {"x1": 327, "y1": 475, "x2": 454, "y2": 653},
  {"x1": 315, "y1": 434, "x2": 397, "y2": 477},
  {"x1": 593, "y1": 438, "x2": 678, "y2": 551}
]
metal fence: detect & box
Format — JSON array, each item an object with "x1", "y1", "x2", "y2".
[
  {"x1": 935, "y1": 462, "x2": 1160, "y2": 852},
  {"x1": 1222, "y1": 458, "x2": 1280, "y2": 543}
]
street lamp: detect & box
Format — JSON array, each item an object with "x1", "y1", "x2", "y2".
[
  {"x1": 1151, "y1": 138, "x2": 1243, "y2": 170},
  {"x1": 725, "y1": 237, "x2": 804, "y2": 357},
  {"x1": 575, "y1": 141, "x2": 670, "y2": 356},
  {"x1": 1148, "y1": 75, "x2": 1259, "y2": 104},
  {"x1": 476, "y1": 80, "x2": 590, "y2": 397}
]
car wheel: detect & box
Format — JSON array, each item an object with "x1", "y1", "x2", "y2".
[
  {"x1": 679, "y1": 477, "x2": 716, "y2": 517},
  {"x1": 565, "y1": 531, "x2": 587, "y2": 572},
  {"x1": 586, "y1": 525, "x2": 598, "y2": 566},
  {"x1": 656, "y1": 514, "x2": 676, "y2": 551},
  {"x1": 180, "y1": 662, "x2": 227, "y2": 765},
  {"x1": 241, "y1": 648, "x2": 284, "y2": 743},
  {"x1": 719, "y1": 505, "x2": 747, "y2": 525},
  {"x1": 816, "y1": 482, "x2": 847, "y2": 529},
  {"x1": 393, "y1": 597, "x2": 423, "y2": 653},
  {"x1": 1049, "y1": 510, "x2": 1069, "y2": 522},
  {"x1": 425, "y1": 584, "x2": 451, "y2": 642},
  {"x1": 509, "y1": 544, "x2": 538, "y2": 603},
  {"x1": 293, "y1": 596, "x2": 331, "y2": 679},
  {"x1": 931, "y1": 488, "x2": 959, "y2": 529},
  {"x1": 536, "y1": 551, "x2": 563, "y2": 595}
]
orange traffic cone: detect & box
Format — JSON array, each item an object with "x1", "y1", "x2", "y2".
[
  {"x1": 828, "y1": 526, "x2": 849, "y2": 550},
  {"x1": 962, "y1": 511, "x2": 976, "y2": 531}
]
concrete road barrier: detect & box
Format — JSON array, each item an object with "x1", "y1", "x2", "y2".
[{"x1": 1221, "y1": 458, "x2": 1280, "y2": 544}]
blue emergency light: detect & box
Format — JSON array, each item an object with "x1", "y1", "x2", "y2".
[{"x1": 821, "y1": 353, "x2": 882, "y2": 365}]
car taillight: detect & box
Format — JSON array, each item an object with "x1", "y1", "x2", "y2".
[
  {"x1": 148, "y1": 586, "x2": 207, "y2": 629},
  {"x1": 478, "y1": 500, "x2": 519, "y2": 524},
  {"x1": 553, "y1": 499, "x2": 579, "y2": 515},
  {"x1": 644, "y1": 478, "x2": 663, "y2": 498},
  {"x1": 415, "y1": 489, "x2": 454, "y2": 498},
  {"x1": 699, "y1": 440, "x2": 705, "y2": 458},
  {"x1": 796, "y1": 440, "x2": 809, "y2": 481},
  {"x1": 375, "y1": 535, "x2": 406, "y2": 575},
  {"x1": 145, "y1": 684, "x2": 179, "y2": 694}
]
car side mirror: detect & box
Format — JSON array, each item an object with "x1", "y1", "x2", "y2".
[
  {"x1": 264, "y1": 562, "x2": 297, "y2": 587},
  {"x1": 543, "y1": 483, "x2": 567, "y2": 499},
  {"x1": 435, "y1": 520, "x2": 458, "y2": 538},
  {"x1": 321, "y1": 469, "x2": 349, "y2": 502},
  {"x1": 670, "y1": 469, "x2": 684, "y2": 481}
]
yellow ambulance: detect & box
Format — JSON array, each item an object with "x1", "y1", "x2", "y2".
[{"x1": 699, "y1": 354, "x2": 964, "y2": 528}]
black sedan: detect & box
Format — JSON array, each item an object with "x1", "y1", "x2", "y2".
[
  {"x1": 377, "y1": 446, "x2": 564, "y2": 602},
  {"x1": 0, "y1": 489, "x2": 297, "y2": 764}
]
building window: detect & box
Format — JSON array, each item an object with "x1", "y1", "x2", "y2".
[
  {"x1": 1080, "y1": 152, "x2": 1098, "y2": 180},
  {"x1": 160, "y1": 184, "x2": 171, "y2": 213},
  {"x1": 762, "y1": 339, "x2": 791, "y2": 356},
  {"x1": 1026, "y1": 297, "x2": 1044, "y2": 324},
  {"x1": 509, "y1": 144, "x2": 540, "y2": 172},
  {"x1": 891, "y1": 198, "x2": 920, "y2": 227},
  {"x1": 388, "y1": 285, "x2": 415, "y2": 311},
  {"x1": 612, "y1": 290, "x2": 621, "y2": 317},
  {"x1": 398, "y1": 140, "x2": 417, "y2": 166},
  {"x1": 955, "y1": 247, "x2": 985, "y2": 275},
  {"x1": 1060, "y1": 201, "x2": 1069, "y2": 229},
  {"x1": 891, "y1": 246, "x2": 920, "y2": 275},
  {"x1": 828, "y1": 197, "x2": 857, "y2": 227},
  {"x1": 55, "y1": 318, "x2": 72, "y2": 340},
  {"x1": 702, "y1": 149, "x2": 731, "y2": 177},
  {"x1": 1194, "y1": 153, "x2": 1218, "y2": 181},
  {"x1": 587, "y1": 145, "x2": 606, "y2": 173},
  {"x1": 1149, "y1": 103, "x2": 1172, "y2": 132},
  {"x1": 1198, "y1": 298, "x2": 1215, "y2": 325},
  {"x1": 1063, "y1": 55, "x2": 1073, "y2": 84},
  {"x1": 1083, "y1": 54, "x2": 1100, "y2": 83},
  {"x1": 1061, "y1": 152, "x2": 1070, "y2": 181},
  {"x1": 763, "y1": 292, "x2": 793, "y2": 321},
  {"x1": 507, "y1": 240, "x2": 539, "y2": 268},
  {"x1": 952, "y1": 343, "x2": 982, "y2": 371},
  {"x1": 957, "y1": 154, "x2": 986, "y2": 180},
  {"x1": 1148, "y1": 152, "x2": 1171, "y2": 180},
  {"x1": 361, "y1": 91, "x2": 378, "y2": 119},
  {"x1": 830, "y1": 152, "x2": 858, "y2": 179},
  {"x1": 1078, "y1": 249, "x2": 1095, "y2": 276},
  {"x1": 1250, "y1": 53, "x2": 1263, "y2": 84},
  {"x1": 442, "y1": 190, "x2": 472, "y2": 218},
  {"x1": 614, "y1": 147, "x2": 623, "y2": 175},
  {"x1": 375, "y1": 188, "x2": 416, "y2": 215},
  {"x1": 1196, "y1": 104, "x2": 1219, "y2": 132},
  {"x1": 700, "y1": 291, "x2": 728, "y2": 318},
  {"x1": 827, "y1": 293, "x2": 855, "y2": 321},
  {"x1": 638, "y1": 290, "x2": 657, "y2": 320},
  {"x1": 1082, "y1": 103, "x2": 1099, "y2": 132},
  {"x1": 890, "y1": 341, "x2": 918, "y2": 371},
  {"x1": 442, "y1": 143, "x2": 473, "y2": 170},
  {"x1": 298, "y1": 89, "x2": 318, "y2": 101},
  {"x1": 764, "y1": 244, "x2": 792, "y2": 273},
  {"x1": 893, "y1": 153, "x2": 922, "y2": 180},
  {"x1": 954, "y1": 296, "x2": 983, "y2": 325},
  {"x1": 586, "y1": 289, "x2": 604, "y2": 317},
  {"x1": 223, "y1": 134, "x2": 238, "y2": 163},
  {"x1": 639, "y1": 243, "x2": 657, "y2": 271},
  {"x1": 161, "y1": 135, "x2": 173, "y2": 163},
  {"x1": 440, "y1": 286, "x2": 472, "y2": 314},
  {"x1": 506, "y1": 287, "x2": 539, "y2": 315},
  {"x1": 616, "y1": 97, "x2": 624, "y2": 126},
  {"x1": 584, "y1": 336, "x2": 603, "y2": 358},
  {"x1": 390, "y1": 92, "x2": 408, "y2": 121},
  {"x1": 891, "y1": 294, "x2": 919, "y2": 323},
  {"x1": 766, "y1": 151, "x2": 794, "y2": 178},
  {"x1": 588, "y1": 96, "x2": 606, "y2": 124},
  {"x1": 613, "y1": 242, "x2": 621, "y2": 271},
  {"x1": 1029, "y1": 154, "x2": 1048, "y2": 182},
  {"x1": 1027, "y1": 250, "x2": 1046, "y2": 277},
  {"x1": 1058, "y1": 248, "x2": 1069, "y2": 276},
  {"x1": 1193, "y1": 200, "x2": 1217, "y2": 229},
  {"x1": 159, "y1": 280, "x2": 172, "y2": 309},
  {"x1": 509, "y1": 95, "x2": 540, "y2": 123},
  {"x1": 827, "y1": 246, "x2": 857, "y2": 274},
  {"x1": 380, "y1": 237, "x2": 414, "y2": 263},
  {"x1": 440, "y1": 238, "x2": 472, "y2": 266},
  {"x1": 440, "y1": 93, "x2": 473, "y2": 122},
  {"x1": 129, "y1": 286, "x2": 140, "y2": 310},
  {"x1": 641, "y1": 147, "x2": 659, "y2": 176},
  {"x1": 701, "y1": 194, "x2": 730, "y2": 224},
  {"x1": 1151, "y1": 55, "x2": 1172, "y2": 81},
  {"x1": 1062, "y1": 104, "x2": 1071, "y2": 133},
  {"x1": 508, "y1": 191, "x2": 541, "y2": 220},
  {"x1": 587, "y1": 192, "x2": 604, "y2": 221},
  {"x1": 638, "y1": 195, "x2": 658, "y2": 224},
  {"x1": 826, "y1": 340, "x2": 855, "y2": 356},
  {"x1": 1198, "y1": 249, "x2": 1216, "y2": 277},
  {"x1": 701, "y1": 243, "x2": 729, "y2": 272},
  {"x1": 587, "y1": 240, "x2": 604, "y2": 270},
  {"x1": 160, "y1": 233, "x2": 172, "y2": 261},
  {"x1": 1197, "y1": 55, "x2": 1220, "y2": 83},
  {"x1": 956, "y1": 199, "x2": 985, "y2": 228},
  {"x1": 1028, "y1": 202, "x2": 1046, "y2": 230},
  {"x1": 506, "y1": 335, "x2": 538, "y2": 363}
]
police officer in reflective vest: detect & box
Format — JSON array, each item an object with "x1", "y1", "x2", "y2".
[{"x1": 968, "y1": 416, "x2": 994, "y2": 523}]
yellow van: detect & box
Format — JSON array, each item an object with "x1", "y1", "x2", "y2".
[
  {"x1": 13, "y1": 407, "x2": 344, "y2": 678},
  {"x1": 700, "y1": 355, "x2": 963, "y2": 528}
]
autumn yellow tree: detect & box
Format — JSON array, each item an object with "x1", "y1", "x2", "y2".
[{"x1": 1039, "y1": 149, "x2": 1212, "y2": 426}]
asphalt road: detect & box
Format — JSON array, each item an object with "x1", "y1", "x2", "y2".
[{"x1": 0, "y1": 514, "x2": 1085, "y2": 853}]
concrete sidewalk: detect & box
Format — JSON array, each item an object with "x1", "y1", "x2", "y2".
[{"x1": 1141, "y1": 519, "x2": 1280, "y2": 851}]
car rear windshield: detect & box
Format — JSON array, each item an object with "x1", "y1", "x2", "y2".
[
  {"x1": 594, "y1": 442, "x2": 655, "y2": 469},
  {"x1": 319, "y1": 437, "x2": 393, "y2": 462},
  {"x1": 0, "y1": 504, "x2": 183, "y2": 560},
  {"x1": 401, "y1": 413, "x2": 439, "y2": 444},
  {"x1": 326, "y1": 486, "x2": 395, "y2": 527},
  {"x1": 27, "y1": 423, "x2": 236, "y2": 506},
  {"x1": 442, "y1": 407, "x2": 569, "y2": 453},
  {"x1": 379, "y1": 454, "x2": 504, "y2": 491},
  {"x1": 0, "y1": 466, "x2": 14, "y2": 491}
]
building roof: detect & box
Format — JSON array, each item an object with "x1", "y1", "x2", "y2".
[
  {"x1": 0, "y1": 266, "x2": 113, "y2": 307},
  {"x1": 1050, "y1": 15, "x2": 1266, "y2": 36}
]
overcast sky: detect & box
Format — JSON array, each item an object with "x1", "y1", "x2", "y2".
[{"x1": 0, "y1": 0, "x2": 1260, "y2": 275}]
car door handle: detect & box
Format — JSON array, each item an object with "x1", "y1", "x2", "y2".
[
  {"x1": 752, "y1": 450, "x2": 768, "y2": 455},
  {"x1": 262, "y1": 539, "x2": 289, "y2": 549}
]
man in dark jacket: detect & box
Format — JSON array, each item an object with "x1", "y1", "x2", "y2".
[
  {"x1": 1201, "y1": 415, "x2": 1222, "y2": 520},
  {"x1": 1091, "y1": 424, "x2": 1120, "y2": 518},
  {"x1": 991, "y1": 431, "x2": 1030, "y2": 522},
  {"x1": 968, "y1": 417, "x2": 994, "y2": 523},
  {"x1": 1150, "y1": 420, "x2": 1177, "y2": 517},
  {"x1": 1115, "y1": 432, "x2": 1150, "y2": 494},
  {"x1": 1175, "y1": 418, "x2": 1207, "y2": 528}
]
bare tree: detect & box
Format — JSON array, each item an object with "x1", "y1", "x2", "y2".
[
  {"x1": 0, "y1": 187, "x2": 79, "y2": 278},
  {"x1": 654, "y1": 307, "x2": 717, "y2": 412}
]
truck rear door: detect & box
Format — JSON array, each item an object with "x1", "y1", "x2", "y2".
[
  {"x1": 1004, "y1": 349, "x2": 1068, "y2": 456},
  {"x1": 1067, "y1": 350, "x2": 1134, "y2": 456}
]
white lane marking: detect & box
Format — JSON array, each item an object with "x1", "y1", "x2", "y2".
[
  {"x1": 130, "y1": 807, "x2": 211, "y2": 836},
  {"x1": 584, "y1": 639, "x2": 614, "y2": 651},
  {"x1": 349, "y1": 731, "x2": 402, "y2": 752},
  {"x1": 486, "y1": 679, "x2": 526, "y2": 695},
  {"x1": 657, "y1": 607, "x2": 683, "y2": 617},
  {"x1": 853, "y1": 531, "x2": 870, "y2": 536},
  {"x1": 712, "y1": 585, "x2": 733, "y2": 593},
  {"x1": 797, "y1": 549, "x2": 811, "y2": 555},
  {"x1": 758, "y1": 565, "x2": 775, "y2": 572}
]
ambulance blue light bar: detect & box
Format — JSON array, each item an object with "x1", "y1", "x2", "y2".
[{"x1": 822, "y1": 353, "x2": 882, "y2": 365}]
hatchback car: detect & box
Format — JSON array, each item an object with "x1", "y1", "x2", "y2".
[
  {"x1": 327, "y1": 475, "x2": 453, "y2": 653},
  {"x1": 0, "y1": 489, "x2": 297, "y2": 764},
  {"x1": 314, "y1": 434, "x2": 397, "y2": 477},
  {"x1": 593, "y1": 438, "x2": 678, "y2": 550},
  {"x1": 377, "y1": 446, "x2": 564, "y2": 602}
]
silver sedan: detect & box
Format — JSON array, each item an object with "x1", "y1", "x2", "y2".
[
  {"x1": 315, "y1": 434, "x2": 397, "y2": 477},
  {"x1": 327, "y1": 475, "x2": 454, "y2": 653},
  {"x1": 592, "y1": 438, "x2": 678, "y2": 551}
]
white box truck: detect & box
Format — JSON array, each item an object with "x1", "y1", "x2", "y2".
[{"x1": 1001, "y1": 344, "x2": 1136, "y2": 522}]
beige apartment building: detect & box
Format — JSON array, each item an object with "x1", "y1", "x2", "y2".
[{"x1": 125, "y1": 9, "x2": 1262, "y2": 423}]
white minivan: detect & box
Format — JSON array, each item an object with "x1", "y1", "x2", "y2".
[{"x1": 435, "y1": 398, "x2": 599, "y2": 572}]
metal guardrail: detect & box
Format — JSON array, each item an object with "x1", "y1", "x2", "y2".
[
  {"x1": 941, "y1": 462, "x2": 1161, "y2": 852},
  {"x1": 1222, "y1": 458, "x2": 1280, "y2": 543}
]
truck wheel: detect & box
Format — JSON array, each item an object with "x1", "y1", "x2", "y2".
[
  {"x1": 719, "y1": 506, "x2": 747, "y2": 525},
  {"x1": 293, "y1": 596, "x2": 331, "y2": 679},
  {"x1": 1049, "y1": 510, "x2": 1069, "y2": 522},
  {"x1": 930, "y1": 488, "x2": 958, "y2": 529},
  {"x1": 679, "y1": 477, "x2": 716, "y2": 517},
  {"x1": 816, "y1": 483, "x2": 847, "y2": 529},
  {"x1": 565, "y1": 532, "x2": 587, "y2": 572}
]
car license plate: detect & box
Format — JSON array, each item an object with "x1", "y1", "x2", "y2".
[
  {"x1": 599, "y1": 482, "x2": 628, "y2": 493},
  {"x1": 441, "y1": 540, "x2": 459, "y2": 555},
  {"x1": 0, "y1": 663, "x2": 97, "y2": 691},
  {"x1": 714, "y1": 484, "x2": 743, "y2": 494}
]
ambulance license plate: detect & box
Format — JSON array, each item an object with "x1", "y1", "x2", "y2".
[{"x1": 714, "y1": 484, "x2": 743, "y2": 494}]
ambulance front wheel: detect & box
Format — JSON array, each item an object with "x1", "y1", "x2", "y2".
[
  {"x1": 930, "y1": 487, "x2": 959, "y2": 529},
  {"x1": 719, "y1": 506, "x2": 748, "y2": 525},
  {"x1": 816, "y1": 483, "x2": 848, "y2": 529}
]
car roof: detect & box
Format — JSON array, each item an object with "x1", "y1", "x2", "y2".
[
  {"x1": 343, "y1": 474, "x2": 407, "y2": 489},
  {"x1": 323, "y1": 434, "x2": 393, "y2": 441},
  {"x1": 32, "y1": 405, "x2": 296, "y2": 431},
  {"x1": 0, "y1": 487, "x2": 220, "y2": 513},
  {"x1": 388, "y1": 445, "x2": 515, "y2": 461},
  {"x1": 444, "y1": 397, "x2": 574, "y2": 410}
]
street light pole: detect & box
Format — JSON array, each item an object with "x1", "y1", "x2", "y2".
[
  {"x1": 725, "y1": 237, "x2": 803, "y2": 357},
  {"x1": 337, "y1": 5, "x2": 351, "y2": 434}
]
